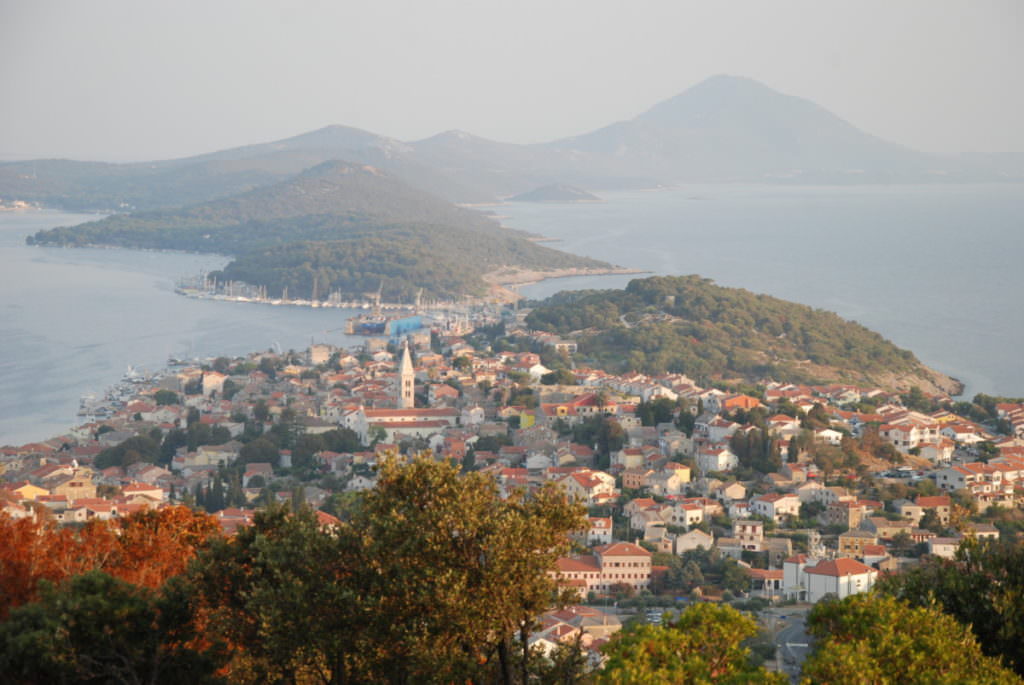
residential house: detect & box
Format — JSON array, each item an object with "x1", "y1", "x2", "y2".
[
  {"x1": 929, "y1": 537, "x2": 962, "y2": 559},
  {"x1": 554, "y1": 542, "x2": 653, "y2": 594},
  {"x1": 713, "y1": 481, "x2": 747, "y2": 504},
  {"x1": 749, "y1": 493, "x2": 800, "y2": 523},
  {"x1": 557, "y1": 470, "x2": 617, "y2": 505},
  {"x1": 675, "y1": 528, "x2": 714, "y2": 554},
  {"x1": 647, "y1": 471, "x2": 685, "y2": 496},
  {"x1": 861, "y1": 517, "x2": 914, "y2": 541},
  {"x1": 732, "y1": 520, "x2": 764, "y2": 551},
  {"x1": 838, "y1": 530, "x2": 878, "y2": 558},
  {"x1": 803, "y1": 558, "x2": 878, "y2": 603},
  {"x1": 795, "y1": 480, "x2": 825, "y2": 503},
  {"x1": 583, "y1": 517, "x2": 613, "y2": 547},
  {"x1": 696, "y1": 445, "x2": 739, "y2": 474},
  {"x1": 825, "y1": 500, "x2": 867, "y2": 530},
  {"x1": 621, "y1": 467, "x2": 656, "y2": 491}
]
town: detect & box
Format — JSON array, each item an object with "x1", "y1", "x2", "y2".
[{"x1": 3, "y1": 310, "x2": 1024, "y2": 674}]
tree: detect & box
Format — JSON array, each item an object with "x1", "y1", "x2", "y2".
[
  {"x1": 238, "y1": 437, "x2": 280, "y2": 466},
  {"x1": 596, "y1": 417, "x2": 626, "y2": 469},
  {"x1": 154, "y1": 389, "x2": 179, "y2": 406},
  {"x1": 802, "y1": 593, "x2": 1019, "y2": 684},
  {"x1": 160, "y1": 427, "x2": 188, "y2": 465},
  {"x1": 0, "y1": 507, "x2": 219, "y2": 620},
  {"x1": 901, "y1": 386, "x2": 938, "y2": 412},
  {"x1": 541, "y1": 368, "x2": 577, "y2": 386},
  {"x1": 598, "y1": 603, "x2": 785, "y2": 683},
  {"x1": 918, "y1": 508, "x2": 944, "y2": 534},
  {"x1": 680, "y1": 560, "x2": 705, "y2": 591},
  {"x1": 191, "y1": 505, "x2": 363, "y2": 684},
  {"x1": 321, "y1": 427, "x2": 362, "y2": 453},
  {"x1": 206, "y1": 474, "x2": 226, "y2": 513},
  {"x1": 221, "y1": 378, "x2": 240, "y2": 400},
  {"x1": 268, "y1": 407, "x2": 302, "y2": 449},
  {"x1": 0, "y1": 571, "x2": 223, "y2": 685},
  {"x1": 253, "y1": 399, "x2": 270, "y2": 423},
  {"x1": 878, "y1": 538, "x2": 1024, "y2": 675},
  {"x1": 354, "y1": 456, "x2": 586, "y2": 684},
  {"x1": 95, "y1": 435, "x2": 160, "y2": 469},
  {"x1": 637, "y1": 397, "x2": 677, "y2": 426},
  {"x1": 190, "y1": 456, "x2": 585, "y2": 684}
]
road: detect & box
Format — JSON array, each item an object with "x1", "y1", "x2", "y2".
[{"x1": 763, "y1": 607, "x2": 812, "y2": 683}]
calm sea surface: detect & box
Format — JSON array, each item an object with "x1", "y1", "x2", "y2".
[
  {"x1": 0, "y1": 210, "x2": 363, "y2": 445},
  {"x1": 2, "y1": 185, "x2": 1021, "y2": 444},
  {"x1": 510, "y1": 184, "x2": 1024, "y2": 400}
]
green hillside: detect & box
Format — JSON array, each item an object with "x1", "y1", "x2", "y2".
[
  {"x1": 26, "y1": 161, "x2": 607, "y2": 301},
  {"x1": 526, "y1": 275, "x2": 952, "y2": 389}
]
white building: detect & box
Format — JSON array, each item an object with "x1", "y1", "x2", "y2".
[
  {"x1": 696, "y1": 445, "x2": 739, "y2": 473},
  {"x1": 785, "y1": 556, "x2": 878, "y2": 603},
  {"x1": 749, "y1": 493, "x2": 801, "y2": 523},
  {"x1": 804, "y1": 558, "x2": 877, "y2": 603}
]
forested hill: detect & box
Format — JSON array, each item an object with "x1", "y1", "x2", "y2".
[
  {"x1": 26, "y1": 161, "x2": 608, "y2": 302},
  {"x1": 26, "y1": 160, "x2": 497, "y2": 250},
  {"x1": 526, "y1": 275, "x2": 960, "y2": 393}
]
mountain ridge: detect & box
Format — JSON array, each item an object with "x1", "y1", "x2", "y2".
[{"x1": 4, "y1": 75, "x2": 1015, "y2": 212}]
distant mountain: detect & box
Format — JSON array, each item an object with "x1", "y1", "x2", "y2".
[
  {"x1": 0, "y1": 126, "x2": 491, "y2": 212},
  {"x1": 28, "y1": 161, "x2": 609, "y2": 301},
  {"x1": 508, "y1": 184, "x2": 601, "y2": 203},
  {"x1": 543, "y1": 75, "x2": 953, "y2": 183},
  {"x1": 3, "y1": 75, "x2": 1015, "y2": 213}
]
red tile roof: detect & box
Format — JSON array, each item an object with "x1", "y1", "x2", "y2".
[{"x1": 805, "y1": 558, "x2": 875, "y2": 577}]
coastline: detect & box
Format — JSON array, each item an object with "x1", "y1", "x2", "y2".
[{"x1": 482, "y1": 265, "x2": 647, "y2": 303}]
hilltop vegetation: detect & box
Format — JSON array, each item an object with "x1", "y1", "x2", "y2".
[
  {"x1": 213, "y1": 221, "x2": 599, "y2": 302},
  {"x1": 526, "y1": 275, "x2": 957, "y2": 391},
  {"x1": 26, "y1": 162, "x2": 608, "y2": 301}
]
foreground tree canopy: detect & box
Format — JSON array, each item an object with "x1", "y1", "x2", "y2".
[
  {"x1": 0, "y1": 506, "x2": 219, "y2": 619},
  {"x1": 0, "y1": 571, "x2": 219, "y2": 685},
  {"x1": 6, "y1": 461, "x2": 1023, "y2": 683},
  {"x1": 193, "y1": 456, "x2": 586, "y2": 683},
  {"x1": 599, "y1": 603, "x2": 785, "y2": 684},
  {"x1": 802, "y1": 593, "x2": 1021, "y2": 684},
  {"x1": 0, "y1": 455, "x2": 586, "y2": 684},
  {"x1": 877, "y1": 538, "x2": 1024, "y2": 676}
]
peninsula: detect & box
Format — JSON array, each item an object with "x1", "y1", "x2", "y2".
[
  {"x1": 508, "y1": 184, "x2": 602, "y2": 203},
  {"x1": 26, "y1": 161, "x2": 617, "y2": 303}
]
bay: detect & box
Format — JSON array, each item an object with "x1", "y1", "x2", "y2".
[
  {"x1": 509, "y1": 184, "x2": 1024, "y2": 399},
  {"x1": 0, "y1": 211, "x2": 364, "y2": 446},
  {"x1": 3, "y1": 184, "x2": 1021, "y2": 444}
]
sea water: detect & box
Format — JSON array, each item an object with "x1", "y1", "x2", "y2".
[
  {"x1": 510, "y1": 184, "x2": 1024, "y2": 399},
  {"x1": 2, "y1": 185, "x2": 1021, "y2": 444},
  {"x1": 0, "y1": 210, "x2": 363, "y2": 445}
]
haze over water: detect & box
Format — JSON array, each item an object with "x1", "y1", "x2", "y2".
[{"x1": 512, "y1": 184, "x2": 1024, "y2": 399}]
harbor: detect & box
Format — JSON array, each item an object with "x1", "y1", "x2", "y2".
[{"x1": 174, "y1": 273, "x2": 464, "y2": 312}]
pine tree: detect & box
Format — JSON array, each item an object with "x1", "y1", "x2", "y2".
[
  {"x1": 208, "y1": 475, "x2": 225, "y2": 513},
  {"x1": 291, "y1": 486, "x2": 306, "y2": 511}
]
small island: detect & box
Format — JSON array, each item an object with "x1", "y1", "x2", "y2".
[{"x1": 508, "y1": 184, "x2": 602, "y2": 203}]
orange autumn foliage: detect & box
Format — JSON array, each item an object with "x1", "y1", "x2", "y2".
[{"x1": 0, "y1": 506, "x2": 220, "y2": 618}]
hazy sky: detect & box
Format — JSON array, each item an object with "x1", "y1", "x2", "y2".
[{"x1": 1, "y1": 0, "x2": 1021, "y2": 161}]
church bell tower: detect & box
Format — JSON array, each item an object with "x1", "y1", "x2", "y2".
[{"x1": 398, "y1": 342, "x2": 415, "y2": 409}]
